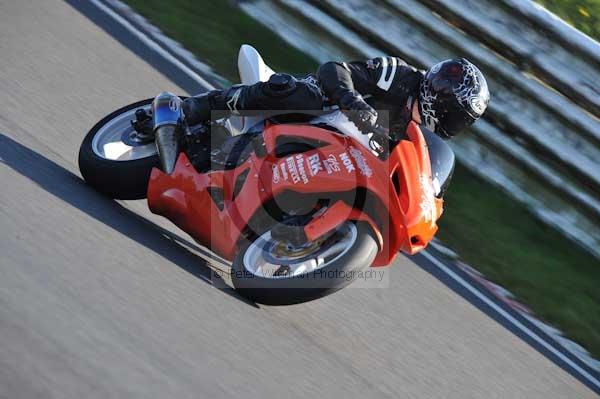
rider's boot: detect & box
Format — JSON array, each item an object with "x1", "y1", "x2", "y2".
[{"x1": 182, "y1": 90, "x2": 226, "y2": 125}]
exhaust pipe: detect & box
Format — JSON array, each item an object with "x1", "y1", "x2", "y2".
[
  {"x1": 155, "y1": 124, "x2": 179, "y2": 174},
  {"x1": 152, "y1": 92, "x2": 182, "y2": 174}
]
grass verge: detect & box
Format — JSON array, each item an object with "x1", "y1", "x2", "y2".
[
  {"x1": 124, "y1": 0, "x2": 318, "y2": 82},
  {"x1": 438, "y1": 164, "x2": 600, "y2": 358},
  {"x1": 123, "y1": 0, "x2": 600, "y2": 358},
  {"x1": 535, "y1": 0, "x2": 600, "y2": 42}
]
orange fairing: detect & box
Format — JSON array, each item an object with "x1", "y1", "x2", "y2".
[{"x1": 146, "y1": 121, "x2": 443, "y2": 266}]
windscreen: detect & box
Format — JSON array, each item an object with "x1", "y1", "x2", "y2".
[{"x1": 421, "y1": 127, "x2": 455, "y2": 198}]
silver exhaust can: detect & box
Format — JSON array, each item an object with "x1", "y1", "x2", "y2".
[{"x1": 152, "y1": 92, "x2": 182, "y2": 174}]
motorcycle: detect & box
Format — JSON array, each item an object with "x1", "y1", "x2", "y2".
[{"x1": 78, "y1": 45, "x2": 454, "y2": 305}]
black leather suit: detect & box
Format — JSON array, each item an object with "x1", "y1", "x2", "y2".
[{"x1": 182, "y1": 57, "x2": 423, "y2": 140}]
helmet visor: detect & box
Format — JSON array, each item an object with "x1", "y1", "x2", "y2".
[{"x1": 438, "y1": 106, "x2": 477, "y2": 137}]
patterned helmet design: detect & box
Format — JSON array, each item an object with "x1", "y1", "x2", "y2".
[{"x1": 419, "y1": 58, "x2": 490, "y2": 138}]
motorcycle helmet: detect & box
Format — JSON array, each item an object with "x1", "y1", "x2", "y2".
[{"x1": 419, "y1": 58, "x2": 490, "y2": 138}]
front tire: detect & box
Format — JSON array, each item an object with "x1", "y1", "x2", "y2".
[
  {"x1": 232, "y1": 222, "x2": 378, "y2": 305},
  {"x1": 78, "y1": 98, "x2": 158, "y2": 200}
]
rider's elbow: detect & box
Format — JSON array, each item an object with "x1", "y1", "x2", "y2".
[{"x1": 317, "y1": 61, "x2": 344, "y2": 77}]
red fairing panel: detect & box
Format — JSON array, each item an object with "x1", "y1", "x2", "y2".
[{"x1": 146, "y1": 121, "x2": 443, "y2": 265}]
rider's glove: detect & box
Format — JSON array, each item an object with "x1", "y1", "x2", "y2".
[{"x1": 338, "y1": 91, "x2": 378, "y2": 134}]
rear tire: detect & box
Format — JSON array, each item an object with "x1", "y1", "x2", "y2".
[
  {"x1": 232, "y1": 222, "x2": 378, "y2": 305},
  {"x1": 78, "y1": 99, "x2": 158, "y2": 200}
]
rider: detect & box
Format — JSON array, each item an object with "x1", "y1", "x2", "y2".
[
  {"x1": 162, "y1": 56, "x2": 489, "y2": 165},
  {"x1": 315, "y1": 57, "x2": 490, "y2": 139}
]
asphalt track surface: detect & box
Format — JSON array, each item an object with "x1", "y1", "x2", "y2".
[{"x1": 0, "y1": 1, "x2": 597, "y2": 398}]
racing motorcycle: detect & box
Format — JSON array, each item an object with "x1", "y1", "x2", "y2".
[{"x1": 78, "y1": 45, "x2": 454, "y2": 305}]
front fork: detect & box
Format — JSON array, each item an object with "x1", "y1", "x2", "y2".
[{"x1": 304, "y1": 200, "x2": 383, "y2": 251}]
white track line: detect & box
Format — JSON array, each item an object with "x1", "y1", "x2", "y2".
[
  {"x1": 422, "y1": 250, "x2": 600, "y2": 390},
  {"x1": 89, "y1": 0, "x2": 215, "y2": 90},
  {"x1": 88, "y1": 0, "x2": 599, "y2": 390}
]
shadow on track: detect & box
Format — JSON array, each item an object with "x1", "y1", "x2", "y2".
[{"x1": 0, "y1": 132, "x2": 257, "y2": 308}]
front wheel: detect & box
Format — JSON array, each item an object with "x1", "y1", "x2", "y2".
[
  {"x1": 232, "y1": 222, "x2": 378, "y2": 305},
  {"x1": 78, "y1": 98, "x2": 159, "y2": 200}
]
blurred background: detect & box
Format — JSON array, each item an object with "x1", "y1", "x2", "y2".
[{"x1": 120, "y1": 0, "x2": 600, "y2": 359}]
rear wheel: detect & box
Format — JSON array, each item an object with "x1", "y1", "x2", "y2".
[
  {"x1": 78, "y1": 98, "x2": 158, "y2": 199},
  {"x1": 232, "y1": 222, "x2": 378, "y2": 305}
]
